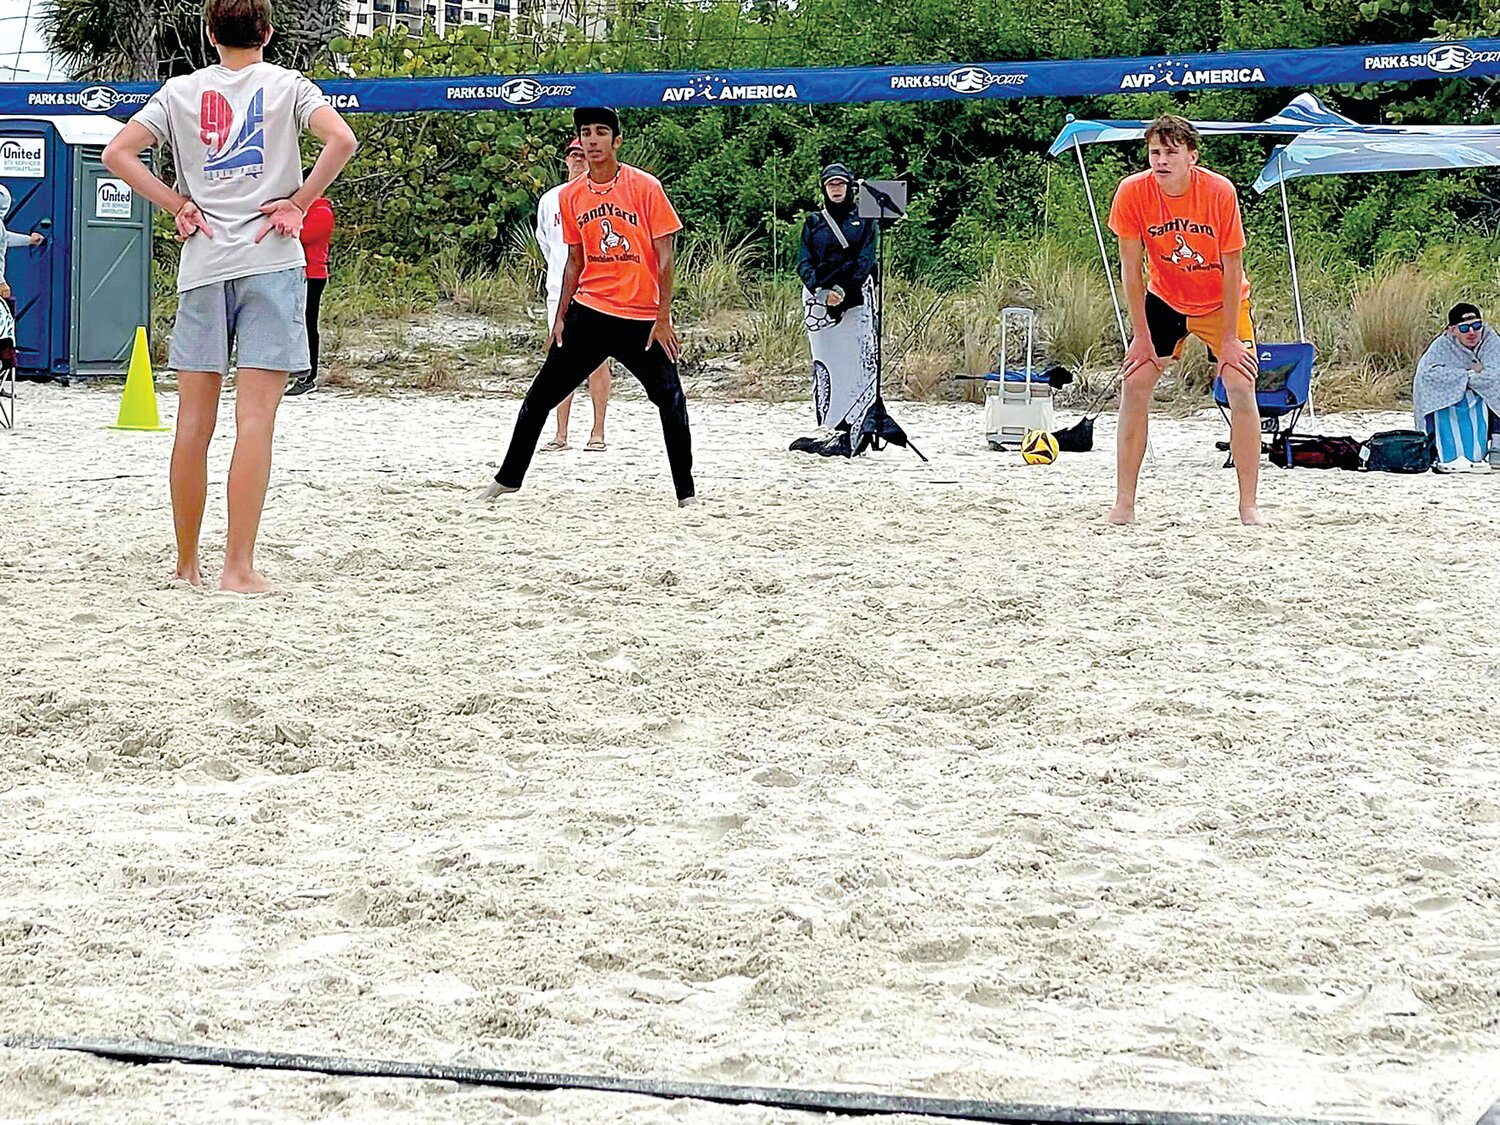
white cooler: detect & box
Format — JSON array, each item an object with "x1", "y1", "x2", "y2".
[{"x1": 983, "y1": 307, "x2": 1053, "y2": 451}]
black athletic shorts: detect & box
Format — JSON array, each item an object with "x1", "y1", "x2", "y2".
[{"x1": 1144, "y1": 290, "x2": 1254, "y2": 363}]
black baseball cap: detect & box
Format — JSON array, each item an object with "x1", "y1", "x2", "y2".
[{"x1": 574, "y1": 106, "x2": 620, "y2": 134}]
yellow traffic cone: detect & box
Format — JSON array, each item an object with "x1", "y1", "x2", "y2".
[{"x1": 108, "y1": 326, "x2": 172, "y2": 432}]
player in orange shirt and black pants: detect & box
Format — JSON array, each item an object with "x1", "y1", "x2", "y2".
[
  {"x1": 1106, "y1": 114, "x2": 1265, "y2": 526},
  {"x1": 486, "y1": 106, "x2": 695, "y2": 506}
]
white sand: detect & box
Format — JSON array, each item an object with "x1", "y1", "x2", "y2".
[{"x1": 1, "y1": 381, "x2": 1497, "y2": 1125}]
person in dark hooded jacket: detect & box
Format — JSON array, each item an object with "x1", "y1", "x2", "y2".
[
  {"x1": 797, "y1": 163, "x2": 877, "y2": 322},
  {"x1": 796, "y1": 164, "x2": 879, "y2": 433}
]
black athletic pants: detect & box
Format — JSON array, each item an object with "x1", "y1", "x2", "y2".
[
  {"x1": 291, "y1": 276, "x2": 326, "y2": 382},
  {"x1": 496, "y1": 301, "x2": 695, "y2": 501}
]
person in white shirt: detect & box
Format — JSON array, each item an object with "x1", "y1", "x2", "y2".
[
  {"x1": 536, "y1": 139, "x2": 611, "y2": 452},
  {"x1": 104, "y1": 0, "x2": 357, "y2": 593}
]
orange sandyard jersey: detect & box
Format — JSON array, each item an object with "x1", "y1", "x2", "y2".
[
  {"x1": 1108, "y1": 165, "x2": 1251, "y2": 317},
  {"x1": 560, "y1": 163, "x2": 683, "y2": 321}
]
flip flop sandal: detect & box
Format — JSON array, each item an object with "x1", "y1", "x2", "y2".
[
  {"x1": 584, "y1": 439, "x2": 607, "y2": 452},
  {"x1": 541, "y1": 440, "x2": 569, "y2": 452}
]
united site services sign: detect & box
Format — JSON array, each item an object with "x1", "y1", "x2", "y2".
[{"x1": 0, "y1": 136, "x2": 45, "y2": 177}]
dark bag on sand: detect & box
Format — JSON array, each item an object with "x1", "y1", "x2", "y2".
[
  {"x1": 1268, "y1": 432, "x2": 1362, "y2": 470},
  {"x1": 1052, "y1": 416, "x2": 1094, "y2": 452},
  {"x1": 789, "y1": 430, "x2": 853, "y2": 458},
  {"x1": 1360, "y1": 430, "x2": 1434, "y2": 473}
]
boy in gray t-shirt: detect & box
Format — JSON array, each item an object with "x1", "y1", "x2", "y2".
[{"x1": 104, "y1": 0, "x2": 356, "y2": 594}]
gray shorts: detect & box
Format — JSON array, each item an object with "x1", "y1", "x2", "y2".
[{"x1": 170, "y1": 267, "x2": 310, "y2": 376}]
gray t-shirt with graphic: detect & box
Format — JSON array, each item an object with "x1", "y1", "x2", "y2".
[{"x1": 133, "y1": 62, "x2": 328, "y2": 293}]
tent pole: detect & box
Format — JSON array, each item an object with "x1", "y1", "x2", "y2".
[
  {"x1": 1278, "y1": 154, "x2": 1306, "y2": 343},
  {"x1": 1277, "y1": 151, "x2": 1313, "y2": 417},
  {"x1": 1075, "y1": 138, "x2": 1127, "y2": 347}
]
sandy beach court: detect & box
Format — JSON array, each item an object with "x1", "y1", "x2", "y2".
[{"x1": 1, "y1": 382, "x2": 1497, "y2": 1124}]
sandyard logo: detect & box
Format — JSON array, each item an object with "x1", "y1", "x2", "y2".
[
  {"x1": 445, "y1": 80, "x2": 577, "y2": 106},
  {"x1": 660, "y1": 76, "x2": 800, "y2": 103},
  {"x1": 26, "y1": 85, "x2": 151, "y2": 111},
  {"x1": 1363, "y1": 45, "x2": 1499, "y2": 74},
  {"x1": 1119, "y1": 60, "x2": 1266, "y2": 89},
  {"x1": 890, "y1": 66, "x2": 1028, "y2": 93}
]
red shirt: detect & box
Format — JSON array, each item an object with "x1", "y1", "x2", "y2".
[
  {"x1": 300, "y1": 197, "x2": 335, "y2": 280},
  {"x1": 559, "y1": 164, "x2": 682, "y2": 321}
]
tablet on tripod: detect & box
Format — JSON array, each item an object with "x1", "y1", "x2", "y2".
[{"x1": 857, "y1": 180, "x2": 908, "y2": 222}]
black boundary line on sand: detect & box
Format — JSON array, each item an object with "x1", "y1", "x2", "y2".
[{"x1": 0, "y1": 1036, "x2": 1446, "y2": 1125}]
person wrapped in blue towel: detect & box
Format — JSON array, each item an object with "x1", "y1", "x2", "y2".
[{"x1": 1414, "y1": 303, "x2": 1500, "y2": 472}]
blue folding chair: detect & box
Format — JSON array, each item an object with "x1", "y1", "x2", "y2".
[{"x1": 1213, "y1": 342, "x2": 1315, "y2": 467}]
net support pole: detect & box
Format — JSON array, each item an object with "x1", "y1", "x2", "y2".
[
  {"x1": 1277, "y1": 151, "x2": 1312, "y2": 417},
  {"x1": 1278, "y1": 157, "x2": 1306, "y2": 343},
  {"x1": 1075, "y1": 137, "x2": 1127, "y2": 348}
]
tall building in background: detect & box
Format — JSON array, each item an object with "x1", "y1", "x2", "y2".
[
  {"x1": 344, "y1": 0, "x2": 598, "y2": 37},
  {"x1": 345, "y1": 0, "x2": 527, "y2": 35}
]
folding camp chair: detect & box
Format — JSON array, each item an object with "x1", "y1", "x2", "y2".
[{"x1": 1213, "y1": 342, "x2": 1314, "y2": 468}]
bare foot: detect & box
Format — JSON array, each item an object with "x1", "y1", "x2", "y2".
[
  {"x1": 219, "y1": 567, "x2": 277, "y2": 594},
  {"x1": 1239, "y1": 506, "x2": 1270, "y2": 527},
  {"x1": 1103, "y1": 504, "x2": 1136, "y2": 525},
  {"x1": 481, "y1": 481, "x2": 520, "y2": 501},
  {"x1": 174, "y1": 563, "x2": 203, "y2": 587}
]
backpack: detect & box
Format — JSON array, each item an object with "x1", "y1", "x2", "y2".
[
  {"x1": 1268, "y1": 433, "x2": 1362, "y2": 470},
  {"x1": 1360, "y1": 430, "x2": 1434, "y2": 473},
  {"x1": 1052, "y1": 416, "x2": 1094, "y2": 452}
]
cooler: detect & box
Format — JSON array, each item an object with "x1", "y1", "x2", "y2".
[{"x1": 983, "y1": 307, "x2": 1053, "y2": 450}]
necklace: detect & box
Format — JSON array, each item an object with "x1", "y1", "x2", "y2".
[{"x1": 585, "y1": 168, "x2": 620, "y2": 195}]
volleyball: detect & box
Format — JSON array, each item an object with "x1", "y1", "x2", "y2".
[{"x1": 1020, "y1": 429, "x2": 1059, "y2": 465}]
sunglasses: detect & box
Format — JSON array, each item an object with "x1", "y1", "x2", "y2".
[{"x1": 1456, "y1": 321, "x2": 1484, "y2": 332}]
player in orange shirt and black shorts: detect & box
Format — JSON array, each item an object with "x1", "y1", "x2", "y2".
[
  {"x1": 1105, "y1": 114, "x2": 1265, "y2": 526},
  {"x1": 486, "y1": 106, "x2": 695, "y2": 505}
]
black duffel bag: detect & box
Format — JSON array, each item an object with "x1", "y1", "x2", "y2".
[{"x1": 1268, "y1": 432, "x2": 1363, "y2": 470}]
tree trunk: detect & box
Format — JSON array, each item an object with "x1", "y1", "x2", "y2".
[{"x1": 124, "y1": 0, "x2": 158, "y2": 80}]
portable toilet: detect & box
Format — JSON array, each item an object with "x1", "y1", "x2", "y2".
[{"x1": 0, "y1": 115, "x2": 152, "y2": 380}]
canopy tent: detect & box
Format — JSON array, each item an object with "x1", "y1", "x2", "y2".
[
  {"x1": 1047, "y1": 93, "x2": 1356, "y2": 157},
  {"x1": 1049, "y1": 94, "x2": 1353, "y2": 356},
  {"x1": 1252, "y1": 125, "x2": 1500, "y2": 192}
]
